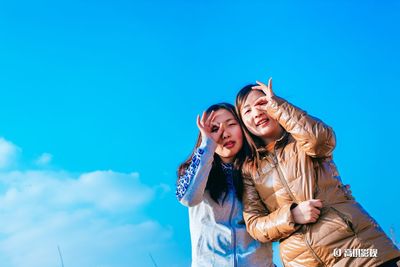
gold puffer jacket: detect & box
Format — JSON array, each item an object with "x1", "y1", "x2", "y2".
[{"x1": 242, "y1": 96, "x2": 400, "y2": 266}]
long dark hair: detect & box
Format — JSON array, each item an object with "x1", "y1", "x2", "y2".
[
  {"x1": 177, "y1": 103, "x2": 250, "y2": 204},
  {"x1": 235, "y1": 84, "x2": 267, "y2": 179}
]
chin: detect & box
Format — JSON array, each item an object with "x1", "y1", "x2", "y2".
[
  {"x1": 222, "y1": 151, "x2": 237, "y2": 160},
  {"x1": 260, "y1": 128, "x2": 275, "y2": 137}
]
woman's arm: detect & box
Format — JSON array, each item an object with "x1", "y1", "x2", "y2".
[
  {"x1": 253, "y1": 78, "x2": 336, "y2": 158},
  {"x1": 177, "y1": 110, "x2": 223, "y2": 207},
  {"x1": 242, "y1": 175, "x2": 299, "y2": 242},
  {"x1": 176, "y1": 138, "x2": 216, "y2": 207},
  {"x1": 266, "y1": 96, "x2": 335, "y2": 157}
]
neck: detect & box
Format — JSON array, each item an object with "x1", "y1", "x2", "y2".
[
  {"x1": 261, "y1": 126, "x2": 284, "y2": 146},
  {"x1": 220, "y1": 156, "x2": 234, "y2": 163}
]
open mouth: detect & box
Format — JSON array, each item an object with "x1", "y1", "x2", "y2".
[
  {"x1": 256, "y1": 117, "x2": 270, "y2": 127},
  {"x1": 223, "y1": 141, "x2": 236, "y2": 149}
]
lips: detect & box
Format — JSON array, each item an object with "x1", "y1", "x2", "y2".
[
  {"x1": 223, "y1": 141, "x2": 236, "y2": 149},
  {"x1": 256, "y1": 117, "x2": 270, "y2": 127}
]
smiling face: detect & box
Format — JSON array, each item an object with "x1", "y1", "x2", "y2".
[
  {"x1": 239, "y1": 90, "x2": 282, "y2": 143},
  {"x1": 210, "y1": 108, "x2": 243, "y2": 163}
]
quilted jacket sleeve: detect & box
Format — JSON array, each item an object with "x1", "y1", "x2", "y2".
[
  {"x1": 265, "y1": 95, "x2": 336, "y2": 158},
  {"x1": 242, "y1": 175, "x2": 299, "y2": 242}
]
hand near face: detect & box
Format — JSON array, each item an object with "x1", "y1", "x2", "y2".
[
  {"x1": 251, "y1": 77, "x2": 274, "y2": 110},
  {"x1": 196, "y1": 110, "x2": 224, "y2": 144}
]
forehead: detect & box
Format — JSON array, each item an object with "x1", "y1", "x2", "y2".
[
  {"x1": 212, "y1": 109, "x2": 236, "y2": 123},
  {"x1": 243, "y1": 90, "x2": 265, "y2": 107}
]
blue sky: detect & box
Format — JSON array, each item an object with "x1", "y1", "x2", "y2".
[{"x1": 0, "y1": 1, "x2": 399, "y2": 266}]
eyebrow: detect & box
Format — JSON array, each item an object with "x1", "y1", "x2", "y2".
[{"x1": 212, "y1": 118, "x2": 236, "y2": 125}]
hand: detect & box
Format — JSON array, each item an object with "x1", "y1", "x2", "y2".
[
  {"x1": 291, "y1": 199, "x2": 323, "y2": 224},
  {"x1": 251, "y1": 77, "x2": 274, "y2": 109},
  {"x1": 196, "y1": 110, "x2": 224, "y2": 143}
]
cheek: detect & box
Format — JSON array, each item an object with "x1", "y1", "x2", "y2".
[
  {"x1": 214, "y1": 145, "x2": 226, "y2": 157},
  {"x1": 242, "y1": 117, "x2": 253, "y2": 129},
  {"x1": 209, "y1": 132, "x2": 220, "y2": 141},
  {"x1": 232, "y1": 127, "x2": 243, "y2": 140},
  {"x1": 270, "y1": 119, "x2": 280, "y2": 130},
  {"x1": 232, "y1": 128, "x2": 243, "y2": 149}
]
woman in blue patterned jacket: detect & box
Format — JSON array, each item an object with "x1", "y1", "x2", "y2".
[{"x1": 176, "y1": 103, "x2": 274, "y2": 267}]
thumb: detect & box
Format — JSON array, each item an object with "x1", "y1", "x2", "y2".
[
  {"x1": 196, "y1": 115, "x2": 203, "y2": 130},
  {"x1": 310, "y1": 199, "x2": 323, "y2": 208}
]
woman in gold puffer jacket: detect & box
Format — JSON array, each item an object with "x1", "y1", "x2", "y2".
[{"x1": 235, "y1": 78, "x2": 400, "y2": 267}]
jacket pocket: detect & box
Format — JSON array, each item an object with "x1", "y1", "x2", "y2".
[{"x1": 330, "y1": 207, "x2": 356, "y2": 234}]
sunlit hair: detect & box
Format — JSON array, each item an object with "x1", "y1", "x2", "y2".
[
  {"x1": 177, "y1": 103, "x2": 250, "y2": 204},
  {"x1": 235, "y1": 84, "x2": 267, "y2": 178}
]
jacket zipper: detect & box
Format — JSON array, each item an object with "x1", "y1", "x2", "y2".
[
  {"x1": 304, "y1": 225, "x2": 325, "y2": 266},
  {"x1": 272, "y1": 152, "x2": 298, "y2": 203},
  {"x1": 272, "y1": 149, "x2": 325, "y2": 265}
]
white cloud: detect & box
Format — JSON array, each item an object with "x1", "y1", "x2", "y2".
[
  {"x1": 34, "y1": 153, "x2": 53, "y2": 166},
  {"x1": 0, "y1": 161, "x2": 175, "y2": 267},
  {"x1": 0, "y1": 138, "x2": 20, "y2": 169},
  {"x1": 0, "y1": 136, "x2": 183, "y2": 267}
]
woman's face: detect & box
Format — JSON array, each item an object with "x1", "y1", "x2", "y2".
[
  {"x1": 210, "y1": 109, "x2": 243, "y2": 163},
  {"x1": 239, "y1": 90, "x2": 282, "y2": 141}
]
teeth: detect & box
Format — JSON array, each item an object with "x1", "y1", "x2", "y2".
[{"x1": 257, "y1": 119, "x2": 268, "y2": 126}]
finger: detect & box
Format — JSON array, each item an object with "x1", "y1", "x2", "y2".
[
  {"x1": 310, "y1": 199, "x2": 323, "y2": 209},
  {"x1": 254, "y1": 97, "x2": 268, "y2": 106},
  {"x1": 311, "y1": 215, "x2": 319, "y2": 222},
  {"x1": 254, "y1": 106, "x2": 267, "y2": 114},
  {"x1": 256, "y1": 80, "x2": 270, "y2": 95},
  {"x1": 205, "y1": 110, "x2": 215, "y2": 127},
  {"x1": 251, "y1": 85, "x2": 263, "y2": 90},
  {"x1": 196, "y1": 115, "x2": 202, "y2": 130},
  {"x1": 216, "y1": 123, "x2": 224, "y2": 139},
  {"x1": 268, "y1": 77, "x2": 272, "y2": 90},
  {"x1": 200, "y1": 111, "x2": 207, "y2": 126},
  {"x1": 313, "y1": 208, "x2": 321, "y2": 216},
  {"x1": 255, "y1": 80, "x2": 267, "y2": 87}
]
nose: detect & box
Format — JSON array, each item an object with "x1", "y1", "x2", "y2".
[
  {"x1": 221, "y1": 126, "x2": 231, "y2": 140},
  {"x1": 252, "y1": 107, "x2": 263, "y2": 119}
]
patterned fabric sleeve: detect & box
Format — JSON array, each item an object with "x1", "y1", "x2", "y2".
[
  {"x1": 176, "y1": 148, "x2": 204, "y2": 200},
  {"x1": 176, "y1": 137, "x2": 216, "y2": 207}
]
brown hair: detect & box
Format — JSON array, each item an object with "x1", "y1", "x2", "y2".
[
  {"x1": 177, "y1": 103, "x2": 250, "y2": 204},
  {"x1": 235, "y1": 84, "x2": 266, "y2": 178}
]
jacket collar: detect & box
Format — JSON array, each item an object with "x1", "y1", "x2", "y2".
[{"x1": 257, "y1": 130, "x2": 289, "y2": 155}]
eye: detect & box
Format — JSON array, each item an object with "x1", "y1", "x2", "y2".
[
  {"x1": 211, "y1": 126, "x2": 219, "y2": 133},
  {"x1": 255, "y1": 99, "x2": 267, "y2": 106},
  {"x1": 243, "y1": 109, "x2": 250, "y2": 115},
  {"x1": 228, "y1": 122, "x2": 237, "y2": 126}
]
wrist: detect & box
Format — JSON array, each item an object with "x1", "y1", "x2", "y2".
[{"x1": 200, "y1": 136, "x2": 217, "y2": 151}]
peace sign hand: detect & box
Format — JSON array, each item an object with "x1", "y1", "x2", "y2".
[
  {"x1": 251, "y1": 77, "x2": 274, "y2": 109},
  {"x1": 196, "y1": 110, "x2": 224, "y2": 144}
]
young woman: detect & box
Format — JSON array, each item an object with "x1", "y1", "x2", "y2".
[
  {"x1": 176, "y1": 103, "x2": 274, "y2": 267},
  {"x1": 235, "y1": 78, "x2": 400, "y2": 267}
]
